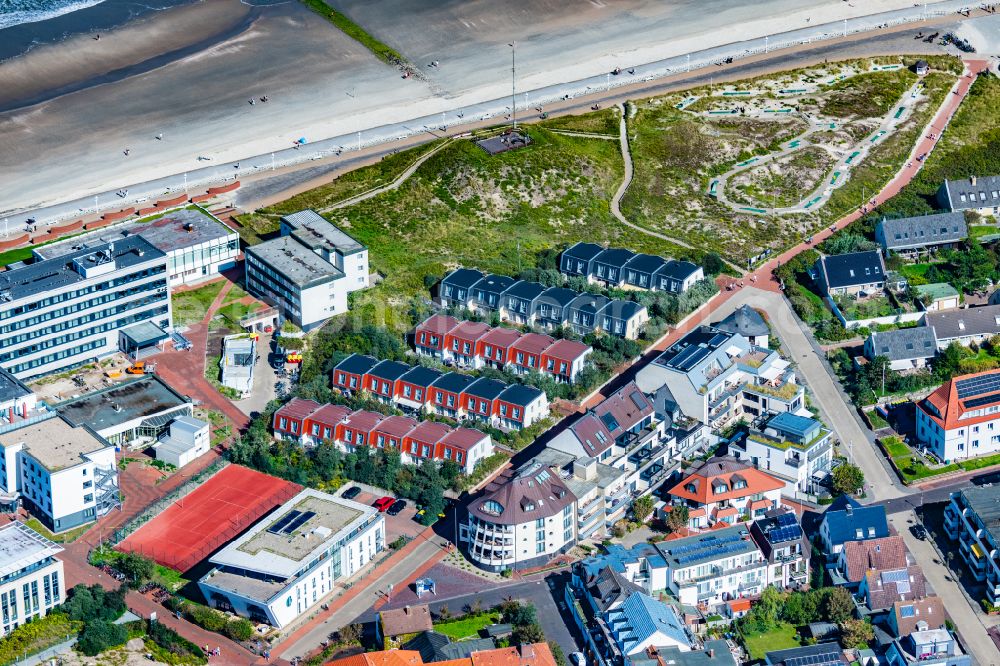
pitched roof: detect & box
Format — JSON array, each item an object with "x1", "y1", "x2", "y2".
[
  {"x1": 877, "y1": 212, "x2": 967, "y2": 250},
  {"x1": 668, "y1": 456, "x2": 784, "y2": 505},
  {"x1": 342, "y1": 410, "x2": 385, "y2": 432},
  {"x1": 470, "y1": 644, "x2": 557, "y2": 666},
  {"x1": 821, "y1": 495, "x2": 889, "y2": 547},
  {"x1": 542, "y1": 339, "x2": 591, "y2": 362},
  {"x1": 715, "y1": 305, "x2": 769, "y2": 338},
  {"x1": 510, "y1": 333, "x2": 556, "y2": 356},
  {"x1": 866, "y1": 326, "x2": 938, "y2": 362},
  {"x1": 373, "y1": 415, "x2": 420, "y2": 439},
  {"x1": 841, "y1": 535, "x2": 908, "y2": 583},
  {"x1": 925, "y1": 303, "x2": 1000, "y2": 340},
  {"x1": 942, "y1": 175, "x2": 1000, "y2": 211},
  {"x1": 379, "y1": 605, "x2": 433, "y2": 637},
  {"x1": 415, "y1": 314, "x2": 461, "y2": 337},
  {"x1": 603, "y1": 299, "x2": 646, "y2": 321},
  {"x1": 864, "y1": 566, "x2": 927, "y2": 610},
  {"x1": 472, "y1": 274, "x2": 517, "y2": 296},
  {"x1": 568, "y1": 293, "x2": 611, "y2": 313},
  {"x1": 594, "y1": 248, "x2": 636, "y2": 268},
  {"x1": 892, "y1": 596, "x2": 946, "y2": 637},
  {"x1": 469, "y1": 461, "x2": 575, "y2": 525},
  {"x1": 624, "y1": 253, "x2": 666, "y2": 274},
  {"x1": 448, "y1": 320, "x2": 492, "y2": 341},
  {"x1": 307, "y1": 404, "x2": 353, "y2": 428},
  {"x1": 276, "y1": 397, "x2": 320, "y2": 422},
  {"x1": 464, "y1": 377, "x2": 508, "y2": 401},
  {"x1": 334, "y1": 353, "x2": 378, "y2": 375},
  {"x1": 402, "y1": 631, "x2": 453, "y2": 663},
  {"x1": 562, "y1": 242, "x2": 605, "y2": 262},
  {"x1": 442, "y1": 268, "x2": 485, "y2": 290},
  {"x1": 504, "y1": 281, "x2": 547, "y2": 301},
  {"x1": 590, "y1": 565, "x2": 646, "y2": 612},
  {"x1": 566, "y1": 413, "x2": 615, "y2": 457},
  {"x1": 479, "y1": 327, "x2": 522, "y2": 349},
  {"x1": 817, "y1": 250, "x2": 886, "y2": 289},
  {"x1": 399, "y1": 366, "x2": 444, "y2": 388},
  {"x1": 605, "y1": 592, "x2": 689, "y2": 654},
  {"x1": 658, "y1": 259, "x2": 702, "y2": 281},
  {"x1": 439, "y1": 428, "x2": 489, "y2": 452},
  {"x1": 407, "y1": 420, "x2": 451, "y2": 444},
  {"x1": 593, "y1": 381, "x2": 653, "y2": 438},
  {"x1": 369, "y1": 360, "x2": 411, "y2": 382},
  {"x1": 538, "y1": 287, "x2": 578, "y2": 308},
  {"x1": 497, "y1": 384, "x2": 544, "y2": 407},
  {"x1": 765, "y1": 643, "x2": 845, "y2": 666},
  {"x1": 432, "y1": 372, "x2": 478, "y2": 394},
  {"x1": 920, "y1": 368, "x2": 1000, "y2": 431}
]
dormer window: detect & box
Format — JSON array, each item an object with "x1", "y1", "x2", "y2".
[
  {"x1": 713, "y1": 482, "x2": 728, "y2": 495},
  {"x1": 686, "y1": 483, "x2": 697, "y2": 494}
]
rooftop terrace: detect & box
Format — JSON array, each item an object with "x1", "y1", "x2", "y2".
[{"x1": 0, "y1": 413, "x2": 110, "y2": 472}]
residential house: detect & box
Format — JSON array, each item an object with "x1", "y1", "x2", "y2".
[
  {"x1": 646, "y1": 642, "x2": 736, "y2": 666},
  {"x1": 339, "y1": 410, "x2": 384, "y2": 451},
  {"x1": 439, "y1": 269, "x2": 484, "y2": 309},
  {"x1": 858, "y1": 566, "x2": 927, "y2": 612},
  {"x1": 532, "y1": 448, "x2": 629, "y2": 540},
  {"x1": 818, "y1": 495, "x2": 890, "y2": 556},
  {"x1": 508, "y1": 333, "x2": 556, "y2": 376},
  {"x1": 549, "y1": 381, "x2": 655, "y2": 464},
  {"x1": 576, "y1": 543, "x2": 670, "y2": 597},
  {"x1": 579, "y1": 565, "x2": 647, "y2": 614},
  {"x1": 591, "y1": 248, "x2": 636, "y2": 288},
  {"x1": 765, "y1": 644, "x2": 846, "y2": 666},
  {"x1": 938, "y1": 174, "x2": 1000, "y2": 215},
  {"x1": 666, "y1": 456, "x2": 784, "y2": 528},
  {"x1": 429, "y1": 372, "x2": 477, "y2": 419},
  {"x1": 478, "y1": 327, "x2": 522, "y2": 369},
  {"x1": 414, "y1": 314, "x2": 461, "y2": 359},
  {"x1": 864, "y1": 327, "x2": 939, "y2": 372},
  {"x1": 748, "y1": 508, "x2": 810, "y2": 590},
  {"x1": 402, "y1": 421, "x2": 452, "y2": 464},
  {"x1": 501, "y1": 281, "x2": 547, "y2": 325},
  {"x1": 600, "y1": 300, "x2": 649, "y2": 340},
  {"x1": 402, "y1": 632, "x2": 497, "y2": 663},
  {"x1": 325, "y1": 645, "x2": 557, "y2": 666},
  {"x1": 916, "y1": 283, "x2": 960, "y2": 312},
  {"x1": 299, "y1": 404, "x2": 352, "y2": 446},
  {"x1": 534, "y1": 287, "x2": 578, "y2": 329},
  {"x1": 273, "y1": 397, "x2": 321, "y2": 440},
  {"x1": 715, "y1": 305, "x2": 769, "y2": 348},
  {"x1": 885, "y1": 628, "x2": 972, "y2": 666},
  {"x1": 396, "y1": 366, "x2": 443, "y2": 412},
  {"x1": 655, "y1": 260, "x2": 705, "y2": 294},
  {"x1": 0, "y1": 522, "x2": 65, "y2": 637},
  {"x1": 541, "y1": 339, "x2": 592, "y2": 383},
  {"x1": 561, "y1": 242, "x2": 605, "y2": 278},
  {"x1": 925, "y1": 304, "x2": 1000, "y2": 350},
  {"x1": 944, "y1": 486, "x2": 1000, "y2": 605},
  {"x1": 332, "y1": 353, "x2": 378, "y2": 394},
  {"x1": 463, "y1": 378, "x2": 508, "y2": 427},
  {"x1": 875, "y1": 212, "x2": 967, "y2": 255},
  {"x1": 622, "y1": 254, "x2": 667, "y2": 291},
  {"x1": 437, "y1": 428, "x2": 492, "y2": 471},
  {"x1": 372, "y1": 415, "x2": 419, "y2": 457},
  {"x1": 916, "y1": 369, "x2": 1000, "y2": 461},
  {"x1": 814, "y1": 250, "x2": 887, "y2": 297},
  {"x1": 463, "y1": 461, "x2": 577, "y2": 572},
  {"x1": 659, "y1": 524, "x2": 768, "y2": 608},
  {"x1": 567, "y1": 293, "x2": 611, "y2": 337},
  {"x1": 834, "y1": 535, "x2": 908, "y2": 589},
  {"x1": 470, "y1": 274, "x2": 517, "y2": 315},
  {"x1": 377, "y1": 604, "x2": 433, "y2": 648},
  {"x1": 445, "y1": 320, "x2": 493, "y2": 368},
  {"x1": 365, "y1": 360, "x2": 410, "y2": 404},
  {"x1": 603, "y1": 592, "x2": 692, "y2": 664},
  {"x1": 496, "y1": 384, "x2": 549, "y2": 430},
  {"x1": 732, "y1": 412, "x2": 833, "y2": 496},
  {"x1": 636, "y1": 326, "x2": 804, "y2": 429},
  {"x1": 888, "y1": 596, "x2": 946, "y2": 638}
]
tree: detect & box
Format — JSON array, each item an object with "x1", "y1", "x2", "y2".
[
  {"x1": 822, "y1": 587, "x2": 855, "y2": 624},
  {"x1": 117, "y1": 552, "x2": 155, "y2": 587},
  {"x1": 702, "y1": 252, "x2": 726, "y2": 276},
  {"x1": 77, "y1": 620, "x2": 128, "y2": 656},
  {"x1": 224, "y1": 618, "x2": 254, "y2": 641},
  {"x1": 782, "y1": 589, "x2": 820, "y2": 625},
  {"x1": 513, "y1": 622, "x2": 545, "y2": 645},
  {"x1": 665, "y1": 506, "x2": 689, "y2": 533},
  {"x1": 548, "y1": 640, "x2": 568, "y2": 666},
  {"x1": 840, "y1": 618, "x2": 874, "y2": 649},
  {"x1": 632, "y1": 495, "x2": 655, "y2": 522},
  {"x1": 832, "y1": 463, "x2": 865, "y2": 497},
  {"x1": 337, "y1": 623, "x2": 362, "y2": 645}
]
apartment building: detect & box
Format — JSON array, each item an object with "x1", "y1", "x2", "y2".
[
  {"x1": 731, "y1": 412, "x2": 833, "y2": 496},
  {"x1": 245, "y1": 210, "x2": 368, "y2": 331},
  {"x1": 747, "y1": 509, "x2": 810, "y2": 590},
  {"x1": 199, "y1": 488, "x2": 384, "y2": 628},
  {"x1": 916, "y1": 369, "x2": 1000, "y2": 461},
  {"x1": 0, "y1": 412, "x2": 119, "y2": 533},
  {"x1": 603, "y1": 592, "x2": 692, "y2": 664},
  {"x1": 576, "y1": 543, "x2": 670, "y2": 597},
  {"x1": 635, "y1": 325, "x2": 804, "y2": 429},
  {"x1": 463, "y1": 461, "x2": 577, "y2": 572},
  {"x1": 0, "y1": 522, "x2": 65, "y2": 637},
  {"x1": 666, "y1": 456, "x2": 784, "y2": 529},
  {"x1": 0, "y1": 236, "x2": 170, "y2": 379},
  {"x1": 531, "y1": 448, "x2": 629, "y2": 540},
  {"x1": 944, "y1": 486, "x2": 1000, "y2": 605},
  {"x1": 818, "y1": 495, "x2": 890, "y2": 556}
]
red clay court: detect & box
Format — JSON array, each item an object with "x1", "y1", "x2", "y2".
[{"x1": 117, "y1": 464, "x2": 300, "y2": 572}]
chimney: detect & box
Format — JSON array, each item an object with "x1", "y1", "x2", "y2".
[
  {"x1": 845, "y1": 504, "x2": 853, "y2": 516},
  {"x1": 708, "y1": 649, "x2": 715, "y2": 659},
  {"x1": 403, "y1": 606, "x2": 410, "y2": 615},
  {"x1": 972, "y1": 175, "x2": 977, "y2": 186}
]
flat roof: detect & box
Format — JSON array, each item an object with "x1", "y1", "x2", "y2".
[
  {"x1": 0, "y1": 522, "x2": 63, "y2": 578},
  {"x1": 0, "y1": 367, "x2": 31, "y2": 404},
  {"x1": 282, "y1": 210, "x2": 365, "y2": 256},
  {"x1": 0, "y1": 236, "x2": 164, "y2": 303},
  {"x1": 121, "y1": 321, "x2": 168, "y2": 347},
  {"x1": 0, "y1": 413, "x2": 110, "y2": 472},
  {"x1": 35, "y1": 207, "x2": 234, "y2": 259},
  {"x1": 209, "y1": 488, "x2": 377, "y2": 578},
  {"x1": 247, "y1": 236, "x2": 342, "y2": 288},
  {"x1": 57, "y1": 375, "x2": 191, "y2": 433}
]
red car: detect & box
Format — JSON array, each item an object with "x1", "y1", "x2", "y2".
[{"x1": 373, "y1": 496, "x2": 395, "y2": 512}]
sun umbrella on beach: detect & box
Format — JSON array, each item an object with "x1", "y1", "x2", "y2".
[{"x1": 297, "y1": 137, "x2": 308, "y2": 145}]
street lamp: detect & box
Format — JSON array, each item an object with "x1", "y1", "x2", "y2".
[{"x1": 508, "y1": 42, "x2": 517, "y2": 131}]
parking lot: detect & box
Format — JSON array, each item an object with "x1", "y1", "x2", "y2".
[{"x1": 338, "y1": 485, "x2": 431, "y2": 542}]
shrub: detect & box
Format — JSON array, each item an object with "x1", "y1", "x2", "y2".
[
  {"x1": 188, "y1": 604, "x2": 227, "y2": 632},
  {"x1": 77, "y1": 619, "x2": 128, "y2": 656},
  {"x1": 224, "y1": 618, "x2": 254, "y2": 642},
  {"x1": 147, "y1": 620, "x2": 207, "y2": 664}
]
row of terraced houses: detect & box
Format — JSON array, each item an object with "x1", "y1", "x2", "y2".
[
  {"x1": 272, "y1": 397, "x2": 494, "y2": 473},
  {"x1": 332, "y1": 353, "x2": 549, "y2": 431}
]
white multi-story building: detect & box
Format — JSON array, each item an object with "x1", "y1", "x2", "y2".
[
  {"x1": 0, "y1": 413, "x2": 119, "y2": 533},
  {"x1": 732, "y1": 412, "x2": 833, "y2": 496},
  {"x1": 0, "y1": 522, "x2": 65, "y2": 637},
  {"x1": 463, "y1": 461, "x2": 577, "y2": 572},
  {"x1": 916, "y1": 369, "x2": 1000, "y2": 462},
  {"x1": 0, "y1": 236, "x2": 171, "y2": 379},
  {"x1": 944, "y1": 486, "x2": 1000, "y2": 605},
  {"x1": 220, "y1": 334, "x2": 256, "y2": 396},
  {"x1": 153, "y1": 416, "x2": 210, "y2": 468},
  {"x1": 245, "y1": 210, "x2": 368, "y2": 332},
  {"x1": 199, "y1": 488, "x2": 384, "y2": 628}
]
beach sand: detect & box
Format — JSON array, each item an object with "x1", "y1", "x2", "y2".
[{"x1": 0, "y1": 0, "x2": 961, "y2": 213}]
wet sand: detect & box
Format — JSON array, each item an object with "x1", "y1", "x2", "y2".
[{"x1": 0, "y1": 0, "x2": 964, "y2": 213}]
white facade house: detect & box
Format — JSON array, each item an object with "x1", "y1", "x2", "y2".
[
  {"x1": 0, "y1": 414, "x2": 119, "y2": 533},
  {"x1": 916, "y1": 370, "x2": 1000, "y2": 462},
  {"x1": 199, "y1": 488, "x2": 384, "y2": 628},
  {"x1": 154, "y1": 416, "x2": 210, "y2": 468},
  {"x1": 245, "y1": 210, "x2": 369, "y2": 332},
  {"x1": 944, "y1": 486, "x2": 1000, "y2": 605},
  {"x1": 732, "y1": 412, "x2": 833, "y2": 496},
  {"x1": 0, "y1": 236, "x2": 171, "y2": 379},
  {"x1": 603, "y1": 592, "x2": 692, "y2": 664},
  {"x1": 0, "y1": 522, "x2": 65, "y2": 637},
  {"x1": 220, "y1": 334, "x2": 256, "y2": 396}
]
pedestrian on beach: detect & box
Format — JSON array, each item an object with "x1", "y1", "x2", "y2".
[{"x1": 124, "y1": 148, "x2": 130, "y2": 156}]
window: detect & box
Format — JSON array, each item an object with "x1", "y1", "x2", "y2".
[{"x1": 536, "y1": 542, "x2": 546, "y2": 554}]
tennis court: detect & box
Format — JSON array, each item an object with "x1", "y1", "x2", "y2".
[{"x1": 117, "y1": 464, "x2": 300, "y2": 572}]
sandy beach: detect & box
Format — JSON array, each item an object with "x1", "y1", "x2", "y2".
[{"x1": 0, "y1": 0, "x2": 968, "y2": 214}]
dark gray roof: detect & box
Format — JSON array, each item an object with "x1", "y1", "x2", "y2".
[
  {"x1": 442, "y1": 268, "x2": 484, "y2": 290},
  {"x1": 505, "y1": 280, "x2": 547, "y2": 300},
  {"x1": 657, "y1": 642, "x2": 736, "y2": 666},
  {"x1": 334, "y1": 353, "x2": 378, "y2": 375},
  {"x1": 658, "y1": 259, "x2": 702, "y2": 281},
  {"x1": 602, "y1": 299, "x2": 646, "y2": 321},
  {"x1": 818, "y1": 250, "x2": 885, "y2": 289},
  {"x1": 569, "y1": 293, "x2": 611, "y2": 313},
  {"x1": 926, "y1": 304, "x2": 1000, "y2": 340},
  {"x1": 594, "y1": 248, "x2": 636, "y2": 268},
  {"x1": 368, "y1": 360, "x2": 411, "y2": 382},
  {"x1": 540, "y1": 287, "x2": 578, "y2": 307},
  {"x1": 431, "y1": 372, "x2": 477, "y2": 394},
  {"x1": 562, "y1": 242, "x2": 604, "y2": 262},
  {"x1": 941, "y1": 175, "x2": 1000, "y2": 211},
  {"x1": 715, "y1": 305, "x2": 768, "y2": 338},
  {"x1": 624, "y1": 253, "x2": 666, "y2": 275},
  {"x1": 437, "y1": 639, "x2": 496, "y2": 661},
  {"x1": 877, "y1": 212, "x2": 967, "y2": 250},
  {"x1": 398, "y1": 366, "x2": 442, "y2": 388},
  {"x1": 590, "y1": 565, "x2": 646, "y2": 612},
  {"x1": 0, "y1": 367, "x2": 31, "y2": 404},
  {"x1": 765, "y1": 643, "x2": 844, "y2": 666},
  {"x1": 498, "y1": 383, "x2": 544, "y2": 406},
  {"x1": 464, "y1": 377, "x2": 508, "y2": 401},
  {"x1": 866, "y1": 327, "x2": 938, "y2": 361},
  {"x1": 57, "y1": 375, "x2": 190, "y2": 431},
  {"x1": 402, "y1": 631, "x2": 451, "y2": 663},
  {"x1": 473, "y1": 274, "x2": 517, "y2": 296}
]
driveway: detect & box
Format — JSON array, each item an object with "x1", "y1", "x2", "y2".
[{"x1": 235, "y1": 333, "x2": 278, "y2": 417}]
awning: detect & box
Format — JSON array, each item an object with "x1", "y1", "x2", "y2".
[
  {"x1": 971, "y1": 542, "x2": 984, "y2": 559},
  {"x1": 750, "y1": 499, "x2": 772, "y2": 510}
]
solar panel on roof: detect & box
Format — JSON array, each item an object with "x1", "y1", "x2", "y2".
[
  {"x1": 282, "y1": 510, "x2": 316, "y2": 534},
  {"x1": 881, "y1": 569, "x2": 909, "y2": 583},
  {"x1": 776, "y1": 513, "x2": 797, "y2": 527},
  {"x1": 962, "y1": 392, "x2": 1000, "y2": 410},
  {"x1": 268, "y1": 510, "x2": 301, "y2": 535},
  {"x1": 896, "y1": 580, "x2": 911, "y2": 594},
  {"x1": 956, "y1": 374, "x2": 1000, "y2": 399},
  {"x1": 900, "y1": 605, "x2": 916, "y2": 618},
  {"x1": 629, "y1": 391, "x2": 647, "y2": 410}
]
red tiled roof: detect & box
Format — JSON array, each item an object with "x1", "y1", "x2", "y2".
[
  {"x1": 276, "y1": 397, "x2": 320, "y2": 421},
  {"x1": 448, "y1": 320, "x2": 492, "y2": 341},
  {"x1": 343, "y1": 410, "x2": 385, "y2": 432},
  {"x1": 714, "y1": 507, "x2": 738, "y2": 519},
  {"x1": 542, "y1": 338, "x2": 591, "y2": 362},
  {"x1": 307, "y1": 404, "x2": 352, "y2": 428},
  {"x1": 592, "y1": 381, "x2": 653, "y2": 437},
  {"x1": 921, "y1": 368, "x2": 1000, "y2": 430},
  {"x1": 668, "y1": 456, "x2": 784, "y2": 505},
  {"x1": 511, "y1": 333, "x2": 556, "y2": 356},
  {"x1": 842, "y1": 536, "x2": 908, "y2": 583},
  {"x1": 378, "y1": 605, "x2": 433, "y2": 637},
  {"x1": 471, "y1": 645, "x2": 556, "y2": 666},
  {"x1": 407, "y1": 420, "x2": 451, "y2": 444},
  {"x1": 416, "y1": 314, "x2": 461, "y2": 336},
  {"x1": 728, "y1": 598, "x2": 752, "y2": 612},
  {"x1": 372, "y1": 415, "x2": 419, "y2": 439},
  {"x1": 479, "y1": 326, "x2": 522, "y2": 349},
  {"x1": 440, "y1": 427, "x2": 488, "y2": 451},
  {"x1": 749, "y1": 499, "x2": 772, "y2": 510}
]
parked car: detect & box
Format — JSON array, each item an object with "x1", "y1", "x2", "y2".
[
  {"x1": 341, "y1": 486, "x2": 361, "y2": 500},
  {"x1": 911, "y1": 524, "x2": 928, "y2": 540},
  {"x1": 570, "y1": 653, "x2": 587, "y2": 666},
  {"x1": 373, "y1": 496, "x2": 395, "y2": 512},
  {"x1": 387, "y1": 499, "x2": 407, "y2": 516}
]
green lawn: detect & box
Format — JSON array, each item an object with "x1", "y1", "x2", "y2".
[
  {"x1": 881, "y1": 436, "x2": 910, "y2": 458},
  {"x1": 172, "y1": 280, "x2": 226, "y2": 327},
  {"x1": 433, "y1": 613, "x2": 501, "y2": 641},
  {"x1": 541, "y1": 107, "x2": 621, "y2": 135},
  {"x1": 866, "y1": 409, "x2": 889, "y2": 430},
  {"x1": 24, "y1": 517, "x2": 91, "y2": 543},
  {"x1": 820, "y1": 69, "x2": 917, "y2": 118},
  {"x1": 898, "y1": 263, "x2": 936, "y2": 282},
  {"x1": 741, "y1": 623, "x2": 800, "y2": 661}
]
